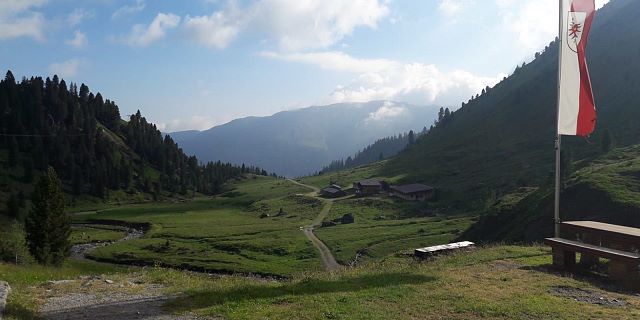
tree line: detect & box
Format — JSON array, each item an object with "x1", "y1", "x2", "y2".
[
  {"x1": 320, "y1": 127, "x2": 427, "y2": 174},
  {"x1": 0, "y1": 70, "x2": 269, "y2": 209}
]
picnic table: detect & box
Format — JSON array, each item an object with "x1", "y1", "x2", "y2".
[{"x1": 545, "y1": 221, "x2": 640, "y2": 286}]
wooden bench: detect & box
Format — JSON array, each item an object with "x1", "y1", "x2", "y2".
[
  {"x1": 544, "y1": 237, "x2": 640, "y2": 281},
  {"x1": 414, "y1": 241, "x2": 475, "y2": 259}
]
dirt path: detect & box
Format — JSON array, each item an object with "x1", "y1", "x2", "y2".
[
  {"x1": 70, "y1": 225, "x2": 144, "y2": 261},
  {"x1": 288, "y1": 179, "x2": 342, "y2": 271}
]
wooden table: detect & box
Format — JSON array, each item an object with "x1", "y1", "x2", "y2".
[
  {"x1": 563, "y1": 221, "x2": 640, "y2": 250},
  {"x1": 562, "y1": 221, "x2": 640, "y2": 269}
]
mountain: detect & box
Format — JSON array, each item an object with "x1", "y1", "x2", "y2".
[
  {"x1": 0, "y1": 72, "x2": 268, "y2": 219},
  {"x1": 171, "y1": 101, "x2": 437, "y2": 177},
  {"x1": 460, "y1": 144, "x2": 640, "y2": 243},
  {"x1": 320, "y1": 129, "x2": 424, "y2": 174},
  {"x1": 381, "y1": 0, "x2": 640, "y2": 209}
]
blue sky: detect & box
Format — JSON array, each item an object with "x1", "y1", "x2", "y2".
[{"x1": 0, "y1": 0, "x2": 609, "y2": 132}]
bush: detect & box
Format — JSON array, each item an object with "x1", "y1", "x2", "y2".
[{"x1": 0, "y1": 221, "x2": 33, "y2": 265}]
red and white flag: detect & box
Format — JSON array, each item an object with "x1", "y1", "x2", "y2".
[{"x1": 557, "y1": 0, "x2": 596, "y2": 137}]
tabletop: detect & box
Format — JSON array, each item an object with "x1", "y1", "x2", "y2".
[{"x1": 562, "y1": 221, "x2": 640, "y2": 239}]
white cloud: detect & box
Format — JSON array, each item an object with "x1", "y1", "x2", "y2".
[
  {"x1": 496, "y1": 0, "x2": 609, "y2": 50},
  {"x1": 158, "y1": 115, "x2": 215, "y2": 132},
  {"x1": 184, "y1": 0, "x2": 389, "y2": 51},
  {"x1": 252, "y1": 0, "x2": 389, "y2": 51},
  {"x1": 497, "y1": 0, "x2": 557, "y2": 50},
  {"x1": 123, "y1": 13, "x2": 181, "y2": 47},
  {"x1": 184, "y1": 7, "x2": 243, "y2": 49},
  {"x1": 112, "y1": 0, "x2": 146, "y2": 19},
  {"x1": 66, "y1": 30, "x2": 87, "y2": 49},
  {"x1": 0, "y1": 0, "x2": 47, "y2": 15},
  {"x1": 67, "y1": 8, "x2": 93, "y2": 26},
  {"x1": 259, "y1": 51, "x2": 396, "y2": 73},
  {"x1": 367, "y1": 102, "x2": 408, "y2": 122},
  {"x1": 438, "y1": 0, "x2": 463, "y2": 16},
  {"x1": 595, "y1": 0, "x2": 610, "y2": 9},
  {"x1": 48, "y1": 58, "x2": 85, "y2": 78},
  {"x1": 0, "y1": 0, "x2": 48, "y2": 41},
  {"x1": 262, "y1": 51, "x2": 505, "y2": 106}
]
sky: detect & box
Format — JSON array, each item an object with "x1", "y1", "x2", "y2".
[{"x1": 0, "y1": 0, "x2": 610, "y2": 132}]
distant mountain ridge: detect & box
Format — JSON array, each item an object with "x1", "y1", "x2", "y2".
[{"x1": 171, "y1": 101, "x2": 438, "y2": 177}]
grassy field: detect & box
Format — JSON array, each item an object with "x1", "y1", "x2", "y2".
[
  {"x1": 70, "y1": 225, "x2": 128, "y2": 245},
  {"x1": 299, "y1": 161, "x2": 403, "y2": 190},
  {"x1": 71, "y1": 175, "x2": 323, "y2": 276},
  {"x1": 316, "y1": 197, "x2": 475, "y2": 264},
  {"x1": 5, "y1": 245, "x2": 640, "y2": 319},
  {"x1": 0, "y1": 260, "x2": 128, "y2": 319}
]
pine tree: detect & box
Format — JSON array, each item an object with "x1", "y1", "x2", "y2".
[
  {"x1": 408, "y1": 130, "x2": 415, "y2": 145},
  {"x1": 6, "y1": 193, "x2": 19, "y2": 219},
  {"x1": 438, "y1": 107, "x2": 445, "y2": 123},
  {"x1": 4, "y1": 221, "x2": 31, "y2": 265},
  {"x1": 8, "y1": 137, "x2": 18, "y2": 167},
  {"x1": 25, "y1": 167, "x2": 70, "y2": 266}
]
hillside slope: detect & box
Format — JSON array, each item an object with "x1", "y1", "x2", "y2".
[
  {"x1": 171, "y1": 101, "x2": 436, "y2": 177},
  {"x1": 462, "y1": 144, "x2": 640, "y2": 242},
  {"x1": 382, "y1": 0, "x2": 640, "y2": 208},
  {"x1": 0, "y1": 73, "x2": 265, "y2": 218}
]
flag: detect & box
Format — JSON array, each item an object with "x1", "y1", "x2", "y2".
[{"x1": 557, "y1": 0, "x2": 596, "y2": 137}]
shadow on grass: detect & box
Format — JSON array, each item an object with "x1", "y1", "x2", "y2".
[
  {"x1": 36, "y1": 296, "x2": 177, "y2": 320},
  {"x1": 168, "y1": 272, "x2": 433, "y2": 312},
  {"x1": 520, "y1": 263, "x2": 638, "y2": 295},
  {"x1": 5, "y1": 301, "x2": 39, "y2": 320}
]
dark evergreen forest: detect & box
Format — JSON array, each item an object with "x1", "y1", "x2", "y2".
[{"x1": 0, "y1": 71, "x2": 268, "y2": 207}]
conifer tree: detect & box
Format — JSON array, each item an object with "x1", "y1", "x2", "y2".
[{"x1": 25, "y1": 167, "x2": 70, "y2": 266}]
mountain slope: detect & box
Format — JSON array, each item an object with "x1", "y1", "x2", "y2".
[
  {"x1": 0, "y1": 72, "x2": 266, "y2": 218},
  {"x1": 461, "y1": 144, "x2": 640, "y2": 242},
  {"x1": 382, "y1": 0, "x2": 640, "y2": 208},
  {"x1": 171, "y1": 101, "x2": 437, "y2": 177}
]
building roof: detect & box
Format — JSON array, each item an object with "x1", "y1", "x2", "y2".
[
  {"x1": 356, "y1": 179, "x2": 382, "y2": 187},
  {"x1": 391, "y1": 184, "x2": 433, "y2": 194},
  {"x1": 322, "y1": 187, "x2": 343, "y2": 194}
]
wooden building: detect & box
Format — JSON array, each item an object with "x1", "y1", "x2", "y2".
[
  {"x1": 321, "y1": 186, "x2": 346, "y2": 198},
  {"x1": 353, "y1": 179, "x2": 387, "y2": 196},
  {"x1": 390, "y1": 184, "x2": 434, "y2": 201}
]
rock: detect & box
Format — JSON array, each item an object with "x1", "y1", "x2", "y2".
[
  {"x1": 105, "y1": 279, "x2": 114, "y2": 284},
  {"x1": 47, "y1": 280, "x2": 74, "y2": 285},
  {"x1": 0, "y1": 281, "x2": 10, "y2": 320}
]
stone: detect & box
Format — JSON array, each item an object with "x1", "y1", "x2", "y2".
[
  {"x1": 0, "y1": 281, "x2": 10, "y2": 320},
  {"x1": 105, "y1": 279, "x2": 114, "y2": 284}
]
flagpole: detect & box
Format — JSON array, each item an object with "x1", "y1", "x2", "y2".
[{"x1": 554, "y1": 0, "x2": 564, "y2": 238}]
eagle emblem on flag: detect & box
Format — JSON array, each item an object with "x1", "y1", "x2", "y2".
[{"x1": 567, "y1": 12, "x2": 587, "y2": 53}]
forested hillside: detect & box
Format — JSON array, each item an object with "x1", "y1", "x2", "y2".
[
  {"x1": 320, "y1": 129, "x2": 425, "y2": 174},
  {"x1": 0, "y1": 71, "x2": 267, "y2": 216},
  {"x1": 382, "y1": 0, "x2": 640, "y2": 209}
]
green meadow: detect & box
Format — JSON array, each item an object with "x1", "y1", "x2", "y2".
[
  {"x1": 72, "y1": 175, "x2": 322, "y2": 276},
  {"x1": 5, "y1": 245, "x2": 640, "y2": 319},
  {"x1": 316, "y1": 197, "x2": 474, "y2": 264}
]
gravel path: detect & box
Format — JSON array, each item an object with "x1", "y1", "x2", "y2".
[
  {"x1": 70, "y1": 226, "x2": 144, "y2": 260},
  {"x1": 288, "y1": 179, "x2": 342, "y2": 271},
  {"x1": 37, "y1": 277, "x2": 221, "y2": 320},
  {"x1": 0, "y1": 281, "x2": 10, "y2": 320},
  {"x1": 41, "y1": 291, "x2": 177, "y2": 320}
]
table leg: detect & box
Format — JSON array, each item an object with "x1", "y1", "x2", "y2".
[
  {"x1": 552, "y1": 248, "x2": 576, "y2": 269},
  {"x1": 579, "y1": 234, "x2": 599, "y2": 268},
  {"x1": 609, "y1": 261, "x2": 640, "y2": 289}
]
